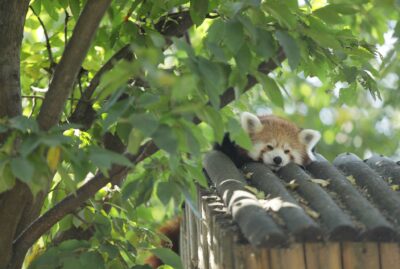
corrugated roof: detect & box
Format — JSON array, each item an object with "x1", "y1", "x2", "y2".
[{"x1": 202, "y1": 150, "x2": 400, "y2": 247}]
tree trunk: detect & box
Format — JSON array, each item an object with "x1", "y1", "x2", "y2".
[{"x1": 0, "y1": 1, "x2": 31, "y2": 268}]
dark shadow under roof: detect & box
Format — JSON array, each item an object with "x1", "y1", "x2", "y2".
[{"x1": 203, "y1": 151, "x2": 400, "y2": 247}]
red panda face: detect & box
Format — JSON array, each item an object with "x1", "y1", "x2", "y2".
[{"x1": 241, "y1": 112, "x2": 321, "y2": 170}]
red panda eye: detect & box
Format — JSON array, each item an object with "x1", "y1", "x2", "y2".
[
  {"x1": 284, "y1": 149, "x2": 290, "y2": 154},
  {"x1": 267, "y1": 145, "x2": 274, "y2": 150}
]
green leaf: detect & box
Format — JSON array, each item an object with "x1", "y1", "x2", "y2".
[
  {"x1": 339, "y1": 84, "x2": 357, "y2": 105},
  {"x1": 89, "y1": 147, "x2": 132, "y2": 172},
  {"x1": 9, "y1": 116, "x2": 39, "y2": 133},
  {"x1": 313, "y1": 5, "x2": 344, "y2": 24},
  {"x1": 122, "y1": 177, "x2": 154, "y2": 205},
  {"x1": 150, "y1": 248, "x2": 183, "y2": 269},
  {"x1": 61, "y1": 258, "x2": 81, "y2": 269},
  {"x1": 197, "y1": 57, "x2": 225, "y2": 108},
  {"x1": 0, "y1": 162, "x2": 15, "y2": 194},
  {"x1": 238, "y1": 15, "x2": 258, "y2": 42},
  {"x1": 173, "y1": 37, "x2": 196, "y2": 59},
  {"x1": 394, "y1": 21, "x2": 400, "y2": 38},
  {"x1": 127, "y1": 129, "x2": 143, "y2": 154},
  {"x1": 20, "y1": 136, "x2": 41, "y2": 157},
  {"x1": 69, "y1": 0, "x2": 81, "y2": 19},
  {"x1": 152, "y1": 124, "x2": 178, "y2": 155},
  {"x1": 224, "y1": 19, "x2": 245, "y2": 54},
  {"x1": 235, "y1": 44, "x2": 252, "y2": 73},
  {"x1": 254, "y1": 29, "x2": 275, "y2": 60},
  {"x1": 304, "y1": 16, "x2": 342, "y2": 49},
  {"x1": 42, "y1": 0, "x2": 59, "y2": 20},
  {"x1": 131, "y1": 265, "x2": 152, "y2": 269},
  {"x1": 0, "y1": 124, "x2": 8, "y2": 133},
  {"x1": 31, "y1": 0, "x2": 42, "y2": 14},
  {"x1": 219, "y1": 2, "x2": 245, "y2": 17},
  {"x1": 10, "y1": 157, "x2": 34, "y2": 184},
  {"x1": 93, "y1": 214, "x2": 112, "y2": 236},
  {"x1": 275, "y1": 30, "x2": 300, "y2": 70},
  {"x1": 342, "y1": 66, "x2": 358, "y2": 83},
  {"x1": 102, "y1": 99, "x2": 131, "y2": 130},
  {"x1": 58, "y1": 165, "x2": 76, "y2": 192},
  {"x1": 258, "y1": 74, "x2": 284, "y2": 108},
  {"x1": 185, "y1": 164, "x2": 208, "y2": 187},
  {"x1": 184, "y1": 128, "x2": 201, "y2": 157},
  {"x1": 196, "y1": 107, "x2": 224, "y2": 143},
  {"x1": 263, "y1": 0, "x2": 296, "y2": 29},
  {"x1": 58, "y1": 239, "x2": 90, "y2": 251},
  {"x1": 190, "y1": 0, "x2": 208, "y2": 26},
  {"x1": 157, "y1": 181, "x2": 180, "y2": 205},
  {"x1": 28, "y1": 248, "x2": 60, "y2": 269},
  {"x1": 227, "y1": 118, "x2": 252, "y2": 150},
  {"x1": 79, "y1": 251, "x2": 105, "y2": 269},
  {"x1": 129, "y1": 113, "x2": 159, "y2": 137}
]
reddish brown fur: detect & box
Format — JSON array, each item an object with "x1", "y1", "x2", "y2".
[
  {"x1": 250, "y1": 115, "x2": 311, "y2": 165},
  {"x1": 145, "y1": 217, "x2": 181, "y2": 268}
]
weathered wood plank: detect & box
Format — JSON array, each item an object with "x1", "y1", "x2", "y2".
[
  {"x1": 199, "y1": 194, "x2": 210, "y2": 269},
  {"x1": 260, "y1": 249, "x2": 271, "y2": 269},
  {"x1": 243, "y1": 247, "x2": 264, "y2": 269},
  {"x1": 305, "y1": 243, "x2": 342, "y2": 269},
  {"x1": 342, "y1": 242, "x2": 380, "y2": 269},
  {"x1": 188, "y1": 202, "x2": 199, "y2": 268},
  {"x1": 270, "y1": 244, "x2": 306, "y2": 269},
  {"x1": 180, "y1": 207, "x2": 189, "y2": 269},
  {"x1": 379, "y1": 243, "x2": 400, "y2": 269}
]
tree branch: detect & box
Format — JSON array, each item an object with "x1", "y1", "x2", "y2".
[
  {"x1": 154, "y1": 10, "x2": 193, "y2": 37},
  {"x1": 36, "y1": 0, "x2": 112, "y2": 131},
  {"x1": 69, "y1": 44, "x2": 134, "y2": 127}
]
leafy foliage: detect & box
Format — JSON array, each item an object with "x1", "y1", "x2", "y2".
[{"x1": 4, "y1": 0, "x2": 400, "y2": 268}]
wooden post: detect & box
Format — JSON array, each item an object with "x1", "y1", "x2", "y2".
[
  {"x1": 270, "y1": 244, "x2": 306, "y2": 269},
  {"x1": 180, "y1": 206, "x2": 189, "y2": 269},
  {"x1": 379, "y1": 243, "x2": 400, "y2": 269},
  {"x1": 199, "y1": 193, "x2": 210, "y2": 269},
  {"x1": 305, "y1": 243, "x2": 342, "y2": 269},
  {"x1": 188, "y1": 203, "x2": 199, "y2": 268},
  {"x1": 342, "y1": 242, "x2": 380, "y2": 269}
]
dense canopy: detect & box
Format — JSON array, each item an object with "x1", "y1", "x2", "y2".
[{"x1": 0, "y1": 0, "x2": 398, "y2": 268}]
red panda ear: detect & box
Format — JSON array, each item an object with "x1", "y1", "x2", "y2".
[
  {"x1": 298, "y1": 129, "x2": 321, "y2": 160},
  {"x1": 240, "y1": 112, "x2": 263, "y2": 134}
]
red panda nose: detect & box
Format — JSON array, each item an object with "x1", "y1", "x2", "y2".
[{"x1": 273, "y1": 156, "x2": 282, "y2": 165}]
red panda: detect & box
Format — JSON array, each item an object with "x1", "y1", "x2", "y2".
[{"x1": 216, "y1": 112, "x2": 321, "y2": 170}]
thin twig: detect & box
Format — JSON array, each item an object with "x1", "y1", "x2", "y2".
[
  {"x1": 21, "y1": 95, "x2": 83, "y2": 102},
  {"x1": 28, "y1": 92, "x2": 37, "y2": 118},
  {"x1": 64, "y1": 10, "x2": 69, "y2": 45},
  {"x1": 29, "y1": 6, "x2": 55, "y2": 70}
]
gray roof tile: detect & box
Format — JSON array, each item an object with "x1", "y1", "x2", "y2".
[{"x1": 203, "y1": 150, "x2": 400, "y2": 247}]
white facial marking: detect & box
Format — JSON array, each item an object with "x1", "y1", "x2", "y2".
[
  {"x1": 291, "y1": 150, "x2": 303, "y2": 164},
  {"x1": 262, "y1": 148, "x2": 290, "y2": 168},
  {"x1": 248, "y1": 142, "x2": 266, "y2": 160}
]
